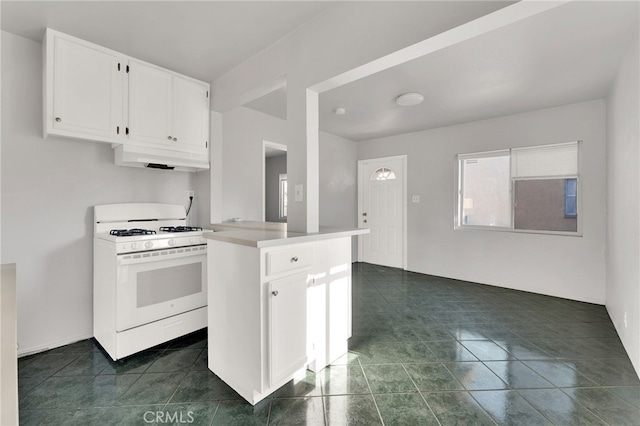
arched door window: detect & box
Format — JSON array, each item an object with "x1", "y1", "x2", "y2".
[{"x1": 370, "y1": 167, "x2": 396, "y2": 181}]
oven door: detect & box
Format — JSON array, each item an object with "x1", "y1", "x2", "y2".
[{"x1": 115, "y1": 245, "x2": 207, "y2": 332}]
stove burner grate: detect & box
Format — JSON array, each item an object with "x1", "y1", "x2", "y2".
[
  {"x1": 159, "y1": 226, "x2": 203, "y2": 233},
  {"x1": 109, "y1": 228, "x2": 156, "y2": 237}
]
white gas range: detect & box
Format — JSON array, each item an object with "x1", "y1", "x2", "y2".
[{"x1": 93, "y1": 203, "x2": 209, "y2": 360}]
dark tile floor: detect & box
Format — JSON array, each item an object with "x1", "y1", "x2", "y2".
[{"x1": 18, "y1": 263, "x2": 640, "y2": 425}]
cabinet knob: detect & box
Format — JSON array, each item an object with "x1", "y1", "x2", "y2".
[
  {"x1": 291, "y1": 256, "x2": 299, "y2": 263},
  {"x1": 271, "y1": 290, "x2": 279, "y2": 296},
  {"x1": 167, "y1": 136, "x2": 172, "y2": 140},
  {"x1": 55, "y1": 117, "x2": 62, "y2": 122},
  {"x1": 173, "y1": 137, "x2": 177, "y2": 142}
]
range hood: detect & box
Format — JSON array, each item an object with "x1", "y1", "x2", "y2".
[{"x1": 114, "y1": 144, "x2": 209, "y2": 172}]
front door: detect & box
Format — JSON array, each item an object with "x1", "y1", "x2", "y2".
[{"x1": 358, "y1": 156, "x2": 406, "y2": 268}]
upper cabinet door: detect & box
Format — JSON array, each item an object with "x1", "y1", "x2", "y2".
[
  {"x1": 127, "y1": 60, "x2": 173, "y2": 146},
  {"x1": 172, "y1": 76, "x2": 210, "y2": 152},
  {"x1": 45, "y1": 31, "x2": 123, "y2": 142}
]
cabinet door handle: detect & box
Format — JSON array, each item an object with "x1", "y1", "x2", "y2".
[
  {"x1": 291, "y1": 256, "x2": 299, "y2": 263},
  {"x1": 271, "y1": 290, "x2": 278, "y2": 296},
  {"x1": 55, "y1": 117, "x2": 62, "y2": 122},
  {"x1": 173, "y1": 137, "x2": 177, "y2": 142},
  {"x1": 167, "y1": 135, "x2": 173, "y2": 140}
]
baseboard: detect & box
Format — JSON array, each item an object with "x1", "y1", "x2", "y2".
[{"x1": 17, "y1": 332, "x2": 94, "y2": 358}]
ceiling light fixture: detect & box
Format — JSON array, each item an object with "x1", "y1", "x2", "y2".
[
  {"x1": 395, "y1": 92, "x2": 424, "y2": 107},
  {"x1": 333, "y1": 107, "x2": 346, "y2": 115}
]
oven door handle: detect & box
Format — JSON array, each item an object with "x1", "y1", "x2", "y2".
[{"x1": 117, "y1": 245, "x2": 206, "y2": 265}]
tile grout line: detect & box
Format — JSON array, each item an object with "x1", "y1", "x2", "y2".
[
  {"x1": 207, "y1": 400, "x2": 221, "y2": 426},
  {"x1": 439, "y1": 358, "x2": 509, "y2": 423},
  {"x1": 357, "y1": 357, "x2": 386, "y2": 426},
  {"x1": 553, "y1": 387, "x2": 613, "y2": 426},
  {"x1": 319, "y1": 365, "x2": 328, "y2": 426},
  {"x1": 400, "y1": 362, "x2": 443, "y2": 426}
]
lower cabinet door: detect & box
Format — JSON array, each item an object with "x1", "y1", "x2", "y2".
[{"x1": 268, "y1": 272, "x2": 308, "y2": 387}]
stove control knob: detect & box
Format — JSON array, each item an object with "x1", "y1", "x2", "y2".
[
  {"x1": 168, "y1": 239, "x2": 175, "y2": 247},
  {"x1": 200, "y1": 237, "x2": 206, "y2": 244},
  {"x1": 189, "y1": 237, "x2": 196, "y2": 244},
  {"x1": 144, "y1": 241, "x2": 153, "y2": 249},
  {"x1": 131, "y1": 243, "x2": 138, "y2": 250}
]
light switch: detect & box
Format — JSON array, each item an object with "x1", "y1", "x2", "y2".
[
  {"x1": 412, "y1": 195, "x2": 420, "y2": 203},
  {"x1": 295, "y1": 184, "x2": 303, "y2": 202}
]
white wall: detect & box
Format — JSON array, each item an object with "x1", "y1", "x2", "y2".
[
  {"x1": 358, "y1": 100, "x2": 607, "y2": 304},
  {"x1": 319, "y1": 131, "x2": 358, "y2": 260},
  {"x1": 606, "y1": 35, "x2": 640, "y2": 375},
  {"x1": 1, "y1": 32, "x2": 195, "y2": 355},
  {"x1": 319, "y1": 132, "x2": 357, "y2": 229},
  {"x1": 221, "y1": 107, "x2": 288, "y2": 222},
  {"x1": 220, "y1": 106, "x2": 358, "y2": 258},
  {"x1": 208, "y1": 111, "x2": 223, "y2": 224},
  {"x1": 191, "y1": 168, "x2": 209, "y2": 229}
]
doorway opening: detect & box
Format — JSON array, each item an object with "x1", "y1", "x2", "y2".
[{"x1": 263, "y1": 141, "x2": 288, "y2": 222}]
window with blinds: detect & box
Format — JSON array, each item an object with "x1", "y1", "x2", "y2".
[{"x1": 457, "y1": 141, "x2": 580, "y2": 234}]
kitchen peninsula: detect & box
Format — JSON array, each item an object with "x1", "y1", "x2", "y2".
[{"x1": 204, "y1": 222, "x2": 367, "y2": 405}]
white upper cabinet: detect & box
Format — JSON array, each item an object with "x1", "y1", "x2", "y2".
[
  {"x1": 127, "y1": 60, "x2": 173, "y2": 146},
  {"x1": 43, "y1": 29, "x2": 210, "y2": 170},
  {"x1": 44, "y1": 30, "x2": 124, "y2": 143},
  {"x1": 172, "y1": 75, "x2": 210, "y2": 151},
  {"x1": 127, "y1": 61, "x2": 209, "y2": 153}
]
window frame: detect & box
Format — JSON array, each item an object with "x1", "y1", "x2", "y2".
[
  {"x1": 370, "y1": 167, "x2": 397, "y2": 181},
  {"x1": 455, "y1": 141, "x2": 582, "y2": 237}
]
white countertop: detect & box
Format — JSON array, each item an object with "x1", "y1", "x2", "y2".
[{"x1": 206, "y1": 222, "x2": 368, "y2": 248}]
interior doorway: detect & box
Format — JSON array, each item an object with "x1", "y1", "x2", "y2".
[
  {"x1": 263, "y1": 141, "x2": 288, "y2": 222},
  {"x1": 358, "y1": 155, "x2": 407, "y2": 269}
]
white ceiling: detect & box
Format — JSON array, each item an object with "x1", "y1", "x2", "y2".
[
  {"x1": 246, "y1": 1, "x2": 639, "y2": 141},
  {"x1": 0, "y1": 1, "x2": 332, "y2": 83},
  {"x1": 321, "y1": 0, "x2": 639, "y2": 141}
]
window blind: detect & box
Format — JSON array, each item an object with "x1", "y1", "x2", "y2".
[{"x1": 511, "y1": 141, "x2": 578, "y2": 178}]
